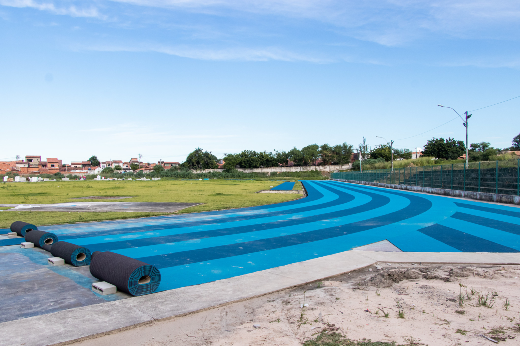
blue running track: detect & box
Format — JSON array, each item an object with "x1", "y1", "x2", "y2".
[
  {"x1": 2, "y1": 180, "x2": 519, "y2": 292},
  {"x1": 271, "y1": 182, "x2": 295, "y2": 190}
]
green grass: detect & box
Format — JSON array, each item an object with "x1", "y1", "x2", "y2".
[
  {"x1": 303, "y1": 331, "x2": 397, "y2": 346},
  {"x1": 0, "y1": 180, "x2": 301, "y2": 228},
  {"x1": 293, "y1": 181, "x2": 303, "y2": 190}
]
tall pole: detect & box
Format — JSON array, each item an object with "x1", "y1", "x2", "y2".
[
  {"x1": 390, "y1": 140, "x2": 394, "y2": 172},
  {"x1": 359, "y1": 149, "x2": 362, "y2": 173},
  {"x1": 438, "y1": 105, "x2": 471, "y2": 166},
  {"x1": 464, "y1": 111, "x2": 471, "y2": 167}
]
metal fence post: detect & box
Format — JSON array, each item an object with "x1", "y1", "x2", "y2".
[
  {"x1": 431, "y1": 165, "x2": 433, "y2": 188},
  {"x1": 478, "y1": 162, "x2": 481, "y2": 193},
  {"x1": 451, "y1": 164, "x2": 453, "y2": 190},
  {"x1": 517, "y1": 159, "x2": 519, "y2": 196},
  {"x1": 496, "y1": 160, "x2": 498, "y2": 195},
  {"x1": 422, "y1": 168, "x2": 425, "y2": 187},
  {"x1": 416, "y1": 167, "x2": 418, "y2": 186}
]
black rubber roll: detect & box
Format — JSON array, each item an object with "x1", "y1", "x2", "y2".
[
  {"x1": 42, "y1": 243, "x2": 53, "y2": 252},
  {"x1": 90, "y1": 251, "x2": 161, "y2": 296},
  {"x1": 10, "y1": 221, "x2": 38, "y2": 237},
  {"x1": 24, "y1": 230, "x2": 58, "y2": 249},
  {"x1": 50, "y1": 241, "x2": 92, "y2": 266}
]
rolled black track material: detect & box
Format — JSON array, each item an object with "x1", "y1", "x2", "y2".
[
  {"x1": 24, "y1": 230, "x2": 58, "y2": 249},
  {"x1": 51, "y1": 242, "x2": 92, "y2": 266},
  {"x1": 10, "y1": 221, "x2": 38, "y2": 237},
  {"x1": 90, "y1": 251, "x2": 161, "y2": 296},
  {"x1": 42, "y1": 243, "x2": 53, "y2": 252}
]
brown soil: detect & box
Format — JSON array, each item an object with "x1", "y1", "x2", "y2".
[{"x1": 69, "y1": 263, "x2": 520, "y2": 346}]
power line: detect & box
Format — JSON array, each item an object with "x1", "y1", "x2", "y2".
[
  {"x1": 470, "y1": 95, "x2": 520, "y2": 112},
  {"x1": 396, "y1": 116, "x2": 460, "y2": 141}
]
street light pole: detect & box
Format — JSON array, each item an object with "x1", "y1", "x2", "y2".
[{"x1": 438, "y1": 105, "x2": 472, "y2": 166}]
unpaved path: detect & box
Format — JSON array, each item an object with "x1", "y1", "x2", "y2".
[{"x1": 67, "y1": 263, "x2": 520, "y2": 346}]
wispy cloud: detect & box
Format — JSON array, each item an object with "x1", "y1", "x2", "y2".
[
  {"x1": 79, "y1": 43, "x2": 331, "y2": 62},
  {"x1": 0, "y1": 0, "x2": 106, "y2": 19},
  {"x1": 108, "y1": 0, "x2": 520, "y2": 45}
]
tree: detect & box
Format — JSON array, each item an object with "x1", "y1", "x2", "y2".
[
  {"x1": 369, "y1": 145, "x2": 392, "y2": 162},
  {"x1": 130, "y1": 163, "x2": 139, "y2": 171},
  {"x1": 287, "y1": 147, "x2": 304, "y2": 166},
  {"x1": 394, "y1": 149, "x2": 412, "y2": 160},
  {"x1": 101, "y1": 167, "x2": 114, "y2": 174},
  {"x1": 114, "y1": 165, "x2": 122, "y2": 171},
  {"x1": 274, "y1": 150, "x2": 289, "y2": 166},
  {"x1": 88, "y1": 156, "x2": 100, "y2": 167},
  {"x1": 332, "y1": 143, "x2": 353, "y2": 165},
  {"x1": 301, "y1": 144, "x2": 320, "y2": 166},
  {"x1": 470, "y1": 142, "x2": 491, "y2": 152},
  {"x1": 153, "y1": 165, "x2": 165, "y2": 173},
  {"x1": 512, "y1": 133, "x2": 520, "y2": 150},
  {"x1": 469, "y1": 142, "x2": 497, "y2": 162},
  {"x1": 182, "y1": 148, "x2": 218, "y2": 170},
  {"x1": 319, "y1": 144, "x2": 334, "y2": 165},
  {"x1": 422, "y1": 137, "x2": 466, "y2": 160}
]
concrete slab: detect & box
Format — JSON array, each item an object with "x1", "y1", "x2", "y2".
[
  {"x1": 0, "y1": 202, "x2": 199, "y2": 213},
  {"x1": 352, "y1": 240, "x2": 402, "y2": 252}
]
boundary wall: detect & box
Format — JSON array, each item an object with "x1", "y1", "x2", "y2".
[{"x1": 193, "y1": 164, "x2": 351, "y2": 174}]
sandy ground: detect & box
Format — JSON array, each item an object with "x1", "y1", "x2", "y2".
[{"x1": 67, "y1": 263, "x2": 520, "y2": 346}]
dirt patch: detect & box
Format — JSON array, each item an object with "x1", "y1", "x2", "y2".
[{"x1": 69, "y1": 263, "x2": 520, "y2": 346}]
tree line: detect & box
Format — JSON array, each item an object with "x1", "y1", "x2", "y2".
[{"x1": 87, "y1": 132, "x2": 519, "y2": 172}]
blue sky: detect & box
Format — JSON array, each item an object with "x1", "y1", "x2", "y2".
[{"x1": 1, "y1": 0, "x2": 519, "y2": 163}]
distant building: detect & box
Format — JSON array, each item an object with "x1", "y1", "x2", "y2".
[
  {"x1": 25, "y1": 155, "x2": 41, "y2": 168},
  {"x1": 163, "y1": 161, "x2": 179, "y2": 168},
  {"x1": 411, "y1": 148, "x2": 423, "y2": 159}
]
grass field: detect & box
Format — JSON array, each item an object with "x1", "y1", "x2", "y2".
[{"x1": 0, "y1": 180, "x2": 302, "y2": 228}]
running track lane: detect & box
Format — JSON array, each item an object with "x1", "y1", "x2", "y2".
[{"x1": 1, "y1": 181, "x2": 519, "y2": 291}]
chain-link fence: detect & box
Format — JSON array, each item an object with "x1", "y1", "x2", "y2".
[{"x1": 331, "y1": 159, "x2": 520, "y2": 196}]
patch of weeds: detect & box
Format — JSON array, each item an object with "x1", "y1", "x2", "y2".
[
  {"x1": 458, "y1": 283, "x2": 466, "y2": 307},
  {"x1": 504, "y1": 298, "x2": 510, "y2": 311},
  {"x1": 376, "y1": 289, "x2": 381, "y2": 296},
  {"x1": 269, "y1": 318, "x2": 281, "y2": 323},
  {"x1": 396, "y1": 301, "x2": 405, "y2": 319},
  {"x1": 303, "y1": 330, "x2": 397, "y2": 346},
  {"x1": 489, "y1": 326, "x2": 506, "y2": 335},
  {"x1": 378, "y1": 308, "x2": 390, "y2": 318},
  {"x1": 455, "y1": 329, "x2": 467, "y2": 335},
  {"x1": 317, "y1": 281, "x2": 323, "y2": 288},
  {"x1": 455, "y1": 310, "x2": 465, "y2": 315},
  {"x1": 477, "y1": 294, "x2": 495, "y2": 308}
]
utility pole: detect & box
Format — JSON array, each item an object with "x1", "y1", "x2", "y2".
[
  {"x1": 438, "y1": 105, "x2": 471, "y2": 166},
  {"x1": 359, "y1": 137, "x2": 366, "y2": 173},
  {"x1": 463, "y1": 111, "x2": 471, "y2": 167},
  {"x1": 390, "y1": 139, "x2": 394, "y2": 172}
]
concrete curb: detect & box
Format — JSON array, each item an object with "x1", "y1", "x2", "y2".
[
  {"x1": 332, "y1": 179, "x2": 520, "y2": 206},
  {"x1": 2, "y1": 250, "x2": 520, "y2": 346}
]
